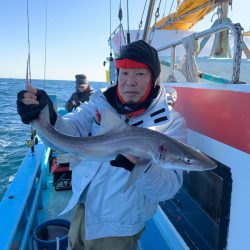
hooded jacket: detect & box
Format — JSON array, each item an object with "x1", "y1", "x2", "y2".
[{"x1": 54, "y1": 84, "x2": 186, "y2": 240}]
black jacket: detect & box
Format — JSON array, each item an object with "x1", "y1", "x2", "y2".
[{"x1": 65, "y1": 86, "x2": 94, "y2": 112}]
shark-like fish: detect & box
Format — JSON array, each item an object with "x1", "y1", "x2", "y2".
[{"x1": 31, "y1": 105, "x2": 217, "y2": 190}]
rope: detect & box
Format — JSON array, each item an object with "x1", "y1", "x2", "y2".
[
  {"x1": 177, "y1": 35, "x2": 199, "y2": 82},
  {"x1": 162, "y1": 0, "x2": 167, "y2": 18},
  {"x1": 126, "y1": 0, "x2": 130, "y2": 34},
  {"x1": 126, "y1": 0, "x2": 130, "y2": 43},
  {"x1": 43, "y1": 0, "x2": 48, "y2": 90},
  {"x1": 148, "y1": 0, "x2": 161, "y2": 44},
  {"x1": 109, "y1": 0, "x2": 113, "y2": 54},
  {"x1": 136, "y1": 0, "x2": 148, "y2": 40},
  {"x1": 168, "y1": 0, "x2": 175, "y2": 16},
  {"x1": 110, "y1": 0, "x2": 112, "y2": 45},
  {"x1": 119, "y1": 0, "x2": 123, "y2": 47}
]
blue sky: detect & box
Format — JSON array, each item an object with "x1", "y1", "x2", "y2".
[{"x1": 0, "y1": 0, "x2": 248, "y2": 82}]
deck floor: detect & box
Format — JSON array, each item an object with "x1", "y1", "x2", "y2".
[
  {"x1": 38, "y1": 174, "x2": 73, "y2": 223},
  {"x1": 29, "y1": 173, "x2": 73, "y2": 249}
]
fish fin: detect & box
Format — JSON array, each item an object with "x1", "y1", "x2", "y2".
[
  {"x1": 123, "y1": 159, "x2": 152, "y2": 193},
  {"x1": 96, "y1": 108, "x2": 128, "y2": 135}
]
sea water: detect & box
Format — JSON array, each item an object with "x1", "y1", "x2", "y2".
[{"x1": 0, "y1": 78, "x2": 108, "y2": 200}]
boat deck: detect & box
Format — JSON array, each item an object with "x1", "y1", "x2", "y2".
[
  {"x1": 37, "y1": 174, "x2": 72, "y2": 223},
  {"x1": 34, "y1": 171, "x2": 174, "y2": 250},
  {"x1": 27, "y1": 171, "x2": 73, "y2": 249}
]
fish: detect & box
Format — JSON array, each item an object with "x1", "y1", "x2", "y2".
[{"x1": 31, "y1": 105, "x2": 217, "y2": 191}]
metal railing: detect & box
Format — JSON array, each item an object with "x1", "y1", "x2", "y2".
[
  {"x1": 108, "y1": 23, "x2": 127, "y2": 48},
  {"x1": 157, "y1": 22, "x2": 244, "y2": 84}
]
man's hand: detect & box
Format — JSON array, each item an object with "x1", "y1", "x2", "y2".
[
  {"x1": 110, "y1": 153, "x2": 139, "y2": 172},
  {"x1": 67, "y1": 100, "x2": 77, "y2": 111},
  {"x1": 17, "y1": 84, "x2": 57, "y2": 125}
]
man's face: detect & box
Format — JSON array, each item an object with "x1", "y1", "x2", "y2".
[
  {"x1": 77, "y1": 84, "x2": 88, "y2": 92},
  {"x1": 117, "y1": 68, "x2": 152, "y2": 103}
]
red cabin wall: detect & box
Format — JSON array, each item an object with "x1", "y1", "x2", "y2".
[{"x1": 174, "y1": 87, "x2": 250, "y2": 154}]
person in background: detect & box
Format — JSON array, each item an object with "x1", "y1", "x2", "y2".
[
  {"x1": 65, "y1": 74, "x2": 94, "y2": 112},
  {"x1": 16, "y1": 40, "x2": 187, "y2": 250}
]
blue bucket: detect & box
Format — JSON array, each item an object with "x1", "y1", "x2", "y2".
[{"x1": 33, "y1": 219, "x2": 70, "y2": 250}]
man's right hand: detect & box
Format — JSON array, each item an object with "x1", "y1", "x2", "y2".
[
  {"x1": 68, "y1": 100, "x2": 77, "y2": 111},
  {"x1": 17, "y1": 83, "x2": 57, "y2": 125}
]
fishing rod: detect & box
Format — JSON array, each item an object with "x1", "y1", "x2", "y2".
[
  {"x1": 25, "y1": 0, "x2": 38, "y2": 153},
  {"x1": 43, "y1": 0, "x2": 48, "y2": 91}
]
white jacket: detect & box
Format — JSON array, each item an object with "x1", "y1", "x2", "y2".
[{"x1": 55, "y1": 85, "x2": 187, "y2": 240}]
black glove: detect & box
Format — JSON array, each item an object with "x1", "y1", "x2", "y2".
[
  {"x1": 110, "y1": 154, "x2": 135, "y2": 172},
  {"x1": 17, "y1": 89, "x2": 57, "y2": 125},
  {"x1": 67, "y1": 100, "x2": 76, "y2": 111}
]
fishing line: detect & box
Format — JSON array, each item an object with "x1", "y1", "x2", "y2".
[
  {"x1": 43, "y1": 0, "x2": 48, "y2": 91},
  {"x1": 26, "y1": 0, "x2": 32, "y2": 85},
  {"x1": 25, "y1": 0, "x2": 38, "y2": 153}
]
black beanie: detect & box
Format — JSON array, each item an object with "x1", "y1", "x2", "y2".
[
  {"x1": 116, "y1": 40, "x2": 161, "y2": 83},
  {"x1": 75, "y1": 74, "x2": 88, "y2": 86}
]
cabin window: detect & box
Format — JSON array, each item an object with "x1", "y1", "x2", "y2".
[{"x1": 160, "y1": 161, "x2": 232, "y2": 250}]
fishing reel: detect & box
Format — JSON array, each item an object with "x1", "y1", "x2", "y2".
[
  {"x1": 25, "y1": 128, "x2": 38, "y2": 153},
  {"x1": 103, "y1": 52, "x2": 114, "y2": 66}
]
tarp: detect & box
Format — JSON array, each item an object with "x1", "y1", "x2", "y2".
[{"x1": 155, "y1": 0, "x2": 216, "y2": 31}]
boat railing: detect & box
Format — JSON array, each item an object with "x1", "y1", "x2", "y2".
[
  {"x1": 0, "y1": 143, "x2": 50, "y2": 250},
  {"x1": 157, "y1": 22, "x2": 244, "y2": 83}
]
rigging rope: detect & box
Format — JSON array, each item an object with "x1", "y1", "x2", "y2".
[
  {"x1": 118, "y1": 2, "x2": 123, "y2": 21},
  {"x1": 162, "y1": 0, "x2": 167, "y2": 18},
  {"x1": 168, "y1": 0, "x2": 175, "y2": 16},
  {"x1": 109, "y1": 0, "x2": 115, "y2": 58},
  {"x1": 126, "y1": 0, "x2": 130, "y2": 43},
  {"x1": 136, "y1": 0, "x2": 148, "y2": 41},
  {"x1": 148, "y1": 0, "x2": 161, "y2": 44},
  {"x1": 108, "y1": 0, "x2": 113, "y2": 81},
  {"x1": 110, "y1": 0, "x2": 112, "y2": 48},
  {"x1": 118, "y1": 0, "x2": 123, "y2": 47}
]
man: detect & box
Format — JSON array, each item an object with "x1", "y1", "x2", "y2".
[
  {"x1": 17, "y1": 40, "x2": 186, "y2": 250},
  {"x1": 65, "y1": 74, "x2": 93, "y2": 112}
]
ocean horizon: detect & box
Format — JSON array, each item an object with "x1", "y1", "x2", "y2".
[{"x1": 0, "y1": 78, "x2": 108, "y2": 200}]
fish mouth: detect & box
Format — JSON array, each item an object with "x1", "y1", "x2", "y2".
[{"x1": 198, "y1": 159, "x2": 217, "y2": 171}]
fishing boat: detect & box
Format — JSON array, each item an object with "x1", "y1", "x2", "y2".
[{"x1": 1, "y1": 0, "x2": 250, "y2": 249}]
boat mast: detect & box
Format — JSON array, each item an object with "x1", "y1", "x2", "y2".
[{"x1": 142, "y1": 0, "x2": 156, "y2": 42}]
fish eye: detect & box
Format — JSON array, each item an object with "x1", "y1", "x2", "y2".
[{"x1": 184, "y1": 157, "x2": 193, "y2": 165}]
